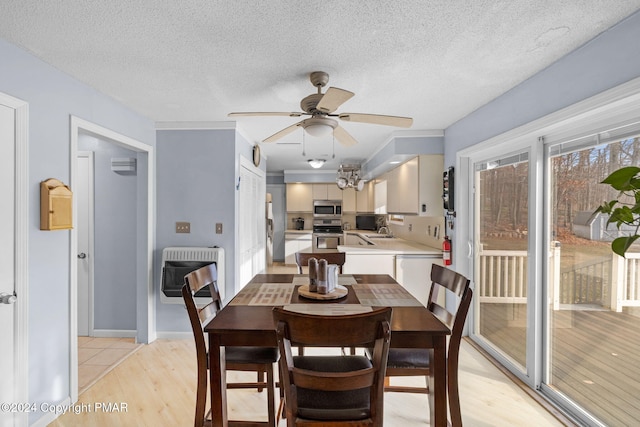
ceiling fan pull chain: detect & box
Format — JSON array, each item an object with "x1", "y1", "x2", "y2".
[{"x1": 302, "y1": 130, "x2": 306, "y2": 156}]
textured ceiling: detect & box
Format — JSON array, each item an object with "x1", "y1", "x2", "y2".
[{"x1": 2, "y1": 1, "x2": 640, "y2": 172}]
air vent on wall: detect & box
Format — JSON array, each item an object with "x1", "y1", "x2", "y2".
[{"x1": 111, "y1": 157, "x2": 137, "y2": 174}]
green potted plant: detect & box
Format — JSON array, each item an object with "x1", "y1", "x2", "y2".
[{"x1": 596, "y1": 166, "x2": 640, "y2": 257}]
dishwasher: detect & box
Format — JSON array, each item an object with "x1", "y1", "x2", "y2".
[{"x1": 394, "y1": 254, "x2": 443, "y2": 306}]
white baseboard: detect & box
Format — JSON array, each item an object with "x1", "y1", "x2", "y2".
[{"x1": 92, "y1": 329, "x2": 137, "y2": 338}]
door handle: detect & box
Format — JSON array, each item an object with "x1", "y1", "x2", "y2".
[
  {"x1": 78, "y1": 253, "x2": 87, "y2": 259},
  {"x1": 1, "y1": 292, "x2": 17, "y2": 305}
]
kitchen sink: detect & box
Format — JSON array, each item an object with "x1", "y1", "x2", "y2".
[{"x1": 365, "y1": 234, "x2": 395, "y2": 239}]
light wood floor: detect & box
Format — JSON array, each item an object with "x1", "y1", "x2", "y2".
[
  {"x1": 50, "y1": 338, "x2": 570, "y2": 426},
  {"x1": 49, "y1": 264, "x2": 574, "y2": 426}
]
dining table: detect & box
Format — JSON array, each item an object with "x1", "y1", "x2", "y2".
[{"x1": 204, "y1": 273, "x2": 451, "y2": 427}]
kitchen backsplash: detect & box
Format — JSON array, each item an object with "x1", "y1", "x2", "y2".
[
  {"x1": 286, "y1": 212, "x2": 445, "y2": 250},
  {"x1": 388, "y1": 215, "x2": 445, "y2": 249},
  {"x1": 286, "y1": 213, "x2": 314, "y2": 230}
]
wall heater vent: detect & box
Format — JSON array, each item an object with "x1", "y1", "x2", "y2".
[{"x1": 161, "y1": 246, "x2": 225, "y2": 304}]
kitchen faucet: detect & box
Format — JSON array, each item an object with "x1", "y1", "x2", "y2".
[{"x1": 378, "y1": 226, "x2": 391, "y2": 236}]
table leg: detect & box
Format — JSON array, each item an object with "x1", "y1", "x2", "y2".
[
  {"x1": 209, "y1": 334, "x2": 227, "y2": 427},
  {"x1": 429, "y1": 336, "x2": 447, "y2": 427}
]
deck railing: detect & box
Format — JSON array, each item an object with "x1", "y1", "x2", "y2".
[
  {"x1": 477, "y1": 248, "x2": 529, "y2": 304},
  {"x1": 611, "y1": 252, "x2": 640, "y2": 312},
  {"x1": 478, "y1": 243, "x2": 640, "y2": 312}
]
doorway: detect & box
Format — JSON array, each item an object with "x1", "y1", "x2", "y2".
[{"x1": 69, "y1": 116, "x2": 155, "y2": 402}]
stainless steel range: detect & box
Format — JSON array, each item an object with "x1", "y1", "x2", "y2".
[{"x1": 312, "y1": 218, "x2": 344, "y2": 251}]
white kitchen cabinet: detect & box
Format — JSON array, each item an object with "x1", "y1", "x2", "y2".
[
  {"x1": 286, "y1": 183, "x2": 313, "y2": 212},
  {"x1": 386, "y1": 155, "x2": 443, "y2": 216},
  {"x1": 343, "y1": 253, "x2": 395, "y2": 276},
  {"x1": 284, "y1": 232, "x2": 313, "y2": 264},
  {"x1": 374, "y1": 180, "x2": 387, "y2": 214},
  {"x1": 342, "y1": 188, "x2": 356, "y2": 212},
  {"x1": 312, "y1": 183, "x2": 342, "y2": 200},
  {"x1": 394, "y1": 255, "x2": 443, "y2": 306},
  {"x1": 355, "y1": 181, "x2": 374, "y2": 213}
]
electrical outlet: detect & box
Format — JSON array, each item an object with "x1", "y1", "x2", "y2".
[
  {"x1": 176, "y1": 222, "x2": 190, "y2": 233},
  {"x1": 215, "y1": 223, "x2": 223, "y2": 234}
]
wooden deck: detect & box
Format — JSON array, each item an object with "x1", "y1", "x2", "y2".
[{"x1": 480, "y1": 303, "x2": 640, "y2": 426}]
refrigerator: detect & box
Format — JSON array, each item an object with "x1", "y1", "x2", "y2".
[{"x1": 266, "y1": 193, "x2": 274, "y2": 266}]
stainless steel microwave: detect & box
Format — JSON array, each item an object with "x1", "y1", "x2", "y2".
[{"x1": 313, "y1": 200, "x2": 342, "y2": 217}]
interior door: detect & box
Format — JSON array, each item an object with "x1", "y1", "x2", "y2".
[
  {"x1": 0, "y1": 102, "x2": 17, "y2": 425},
  {"x1": 77, "y1": 152, "x2": 93, "y2": 336}
]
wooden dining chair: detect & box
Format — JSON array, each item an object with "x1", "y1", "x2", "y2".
[
  {"x1": 294, "y1": 250, "x2": 352, "y2": 355},
  {"x1": 273, "y1": 306, "x2": 392, "y2": 427},
  {"x1": 295, "y1": 251, "x2": 346, "y2": 274},
  {"x1": 182, "y1": 263, "x2": 279, "y2": 427},
  {"x1": 366, "y1": 264, "x2": 471, "y2": 427}
]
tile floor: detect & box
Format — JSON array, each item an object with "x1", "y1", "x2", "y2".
[{"x1": 77, "y1": 336, "x2": 142, "y2": 394}]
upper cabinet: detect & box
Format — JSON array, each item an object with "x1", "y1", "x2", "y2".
[
  {"x1": 356, "y1": 181, "x2": 375, "y2": 213},
  {"x1": 374, "y1": 180, "x2": 387, "y2": 214},
  {"x1": 342, "y1": 188, "x2": 357, "y2": 212},
  {"x1": 286, "y1": 183, "x2": 313, "y2": 212},
  {"x1": 385, "y1": 155, "x2": 443, "y2": 216},
  {"x1": 312, "y1": 183, "x2": 343, "y2": 200}
]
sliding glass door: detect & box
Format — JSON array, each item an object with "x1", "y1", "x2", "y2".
[
  {"x1": 545, "y1": 132, "x2": 640, "y2": 426},
  {"x1": 473, "y1": 152, "x2": 531, "y2": 373},
  {"x1": 467, "y1": 118, "x2": 640, "y2": 425}
]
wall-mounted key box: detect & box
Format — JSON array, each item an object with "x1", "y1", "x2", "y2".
[{"x1": 40, "y1": 178, "x2": 73, "y2": 230}]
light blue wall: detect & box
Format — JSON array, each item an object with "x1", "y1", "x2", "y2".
[
  {"x1": 0, "y1": 38, "x2": 155, "y2": 425},
  {"x1": 155, "y1": 129, "x2": 237, "y2": 332},
  {"x1": 445, "y1": 11, "x2": 640, "y2": 165},
  {"x1": 78, "y1": 135, "x2": 138, "y2": 330}
]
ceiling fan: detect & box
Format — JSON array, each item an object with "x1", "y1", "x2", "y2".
[{"x1": 228, "y1": 71, "x2": 413, "y2": 146}]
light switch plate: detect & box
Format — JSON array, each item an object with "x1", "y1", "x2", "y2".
[
  {"x1": 215, "y1": 223, "x2": 223, "y2": 234},
  {"x1": 176, "y1": 222, "x2": 190, "y2": 233}
]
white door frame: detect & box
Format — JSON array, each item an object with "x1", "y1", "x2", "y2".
[
  {"x1": 76, "y1": 152, "x2": 95, "y2": 336},
  {"x1": 69, "y1": 116, "x2": 155, "y2": 401},
  {"x1": 0, "y1": 92, "x2": 29, "y2": 426}
]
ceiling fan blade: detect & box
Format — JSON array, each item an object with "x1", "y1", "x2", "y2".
[
  {"x1": 316, "y1": 87, "x2": 355, "y2": 113},
  {"x1": 263, "y1": 121, "x2": 303, "y2": 143},
  {"x1": 228, "y1": 112, "x2": 305, "y2": 117},
  {"x1": 338, "y1": 113, "x2": 413, "y2": 128},
  {"x1": 333, "y1": 125, "x2": 358, "y2": 146}
]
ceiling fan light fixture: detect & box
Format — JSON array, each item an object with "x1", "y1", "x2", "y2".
[
  {"x1": 301, "y1": 117, "x2": 337, "y2": 137},
  {"x1": 308, "y1": 159, "x2": 326, "y2": 169}
]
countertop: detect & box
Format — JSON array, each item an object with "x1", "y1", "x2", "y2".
[
  {"x1": 284, "y1": 229, "x2": 442, "y2": 255},
  {"x1": 340, "y1": 230, "x2": 442, "y2": 256}
]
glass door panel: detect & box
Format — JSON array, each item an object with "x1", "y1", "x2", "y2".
[
  {"x1": 547, "y1": 136, "x2": 640, "y2": 425},
  {"x1": 474, "y1": 154, "x2": 530, "y2": 370}
]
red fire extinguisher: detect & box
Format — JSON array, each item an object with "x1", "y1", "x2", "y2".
[{"x1": 443, "y1": 236, "x2": 452, "y2": 266}]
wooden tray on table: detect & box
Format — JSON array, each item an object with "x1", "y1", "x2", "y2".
[{"x1": 298, "y1": 284, "x2": 348, "y2": 300}]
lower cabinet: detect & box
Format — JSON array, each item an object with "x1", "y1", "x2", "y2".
[
  {"x1": 343, "y1": 253, "x2": 395, "y2": 276},
  {"x1": 284, "y1": 233, "x2": 312, "y2": 265},
  {"x1": 394, "y1": 255, "x2": 443, "y2": 306}
]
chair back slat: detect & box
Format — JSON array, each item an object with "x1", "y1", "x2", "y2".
[
  {"x1": 295, "y1": 251, "x2": 346, "y2": 274},
  {"x1": 275, "y1": 309, "x2": 386, "y2": 347},
  {"x1": 292, "y1": 367, "x2": 375, "y2": 391}
]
